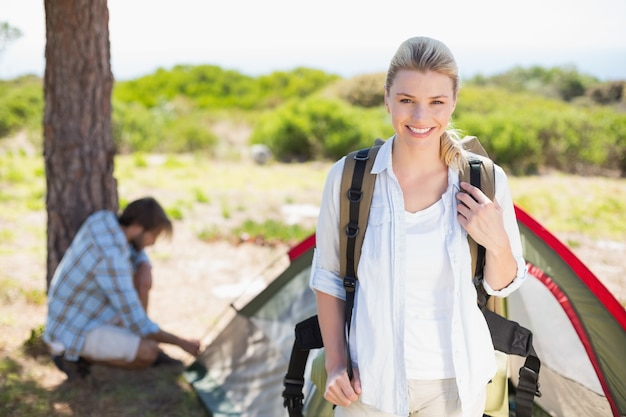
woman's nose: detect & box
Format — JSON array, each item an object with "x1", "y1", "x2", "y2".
[{"x1": 412, "y1": 104, "x2": 426, "y2": 121}]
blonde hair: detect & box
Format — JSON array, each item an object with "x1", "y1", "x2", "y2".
[{"x1": 385, "y1": 37, "x2": 466, "y2": 169}]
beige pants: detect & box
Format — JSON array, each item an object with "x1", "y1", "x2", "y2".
[
  {"x1": 81, "y1": 325, "x2": 141, "y2": 362},
  {"x1": 335, "y1": 378, "x2": 485, "y2": 417}
]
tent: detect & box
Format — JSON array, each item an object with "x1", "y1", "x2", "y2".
[{"x1": 184, "y1": 205, "x2": 626, "y2": 417}]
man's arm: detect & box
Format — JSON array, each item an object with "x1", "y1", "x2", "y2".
[
  {"x1": 147, "y1": 329, "x2": 201, "y2": 356},
  {"x1": 133, "y1": 261, "x2": 152, "y2": 312}
]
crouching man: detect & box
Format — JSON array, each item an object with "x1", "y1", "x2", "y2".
[{"x1": 43, "y1": 197, "x2": 201, "y2": 380}]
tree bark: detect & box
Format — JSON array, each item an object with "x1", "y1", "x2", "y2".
[{"x1": 44, "y1": 0, "x2": 118, "y2": 289}]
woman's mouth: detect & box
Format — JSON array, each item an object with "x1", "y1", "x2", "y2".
[{"x1": 408, "y1": 126, "x2": 433, "y2": 135}]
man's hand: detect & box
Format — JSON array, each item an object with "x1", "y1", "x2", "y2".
[{"x1": 179, "y1": 338, "x2": 201, "y2": 357}]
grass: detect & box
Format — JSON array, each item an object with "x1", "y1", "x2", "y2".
[
  {"x1": 3, "y1": 152, "x2": 625, "y2": 250},
  {"x1": 1, "y1": 151, "x2": 625, "y2": 416},
  {"x1": 0, "y1": 355, "x2": 206, "y2": 417},
  {"x1": 509, "y1": 174, "x2": 626, "y2": 240}
]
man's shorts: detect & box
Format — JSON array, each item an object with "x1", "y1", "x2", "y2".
[{"x1": 81, "y1": 325, "x2": 141, "y2": 362}]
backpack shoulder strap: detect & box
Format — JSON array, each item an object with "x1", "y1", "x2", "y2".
[
  {"x1": 282, "y1": 141, "x2": 382, "y2": 417},
  {"x1": 459, "y1": 137, "x2": 541, "y2": 415},
  {"x1": 459, "y1": 135, "x2": 495, "y2": 200},
  {"x1": 339, "y1": 143, "x2": 382, "y2": 280},
  {"x1": 459, "y1": 136, "x2": 495, "y2": 300},
  {"x1": 337, "y1": 139, "x2": 383, "y2": 380}
]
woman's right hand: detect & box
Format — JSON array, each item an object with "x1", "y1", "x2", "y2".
[{"x1": 324, "y1": 366, "x2": 361, "y2": 407}]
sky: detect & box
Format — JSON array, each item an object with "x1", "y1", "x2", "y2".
[{"x1": 2, "y1": 0, "x2": 626, "y2": 81}]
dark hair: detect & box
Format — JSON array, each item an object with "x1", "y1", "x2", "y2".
[{"x1": 118, "y1": 197, "x2": 173, "y2": 238}]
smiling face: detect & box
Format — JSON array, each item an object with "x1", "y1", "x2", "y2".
[{"x1": 384, "y1": 69, "x2": 456, "y2": 148}]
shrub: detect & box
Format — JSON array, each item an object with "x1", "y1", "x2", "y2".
[
  {"x1": 455, "y1": 85, "x2": 626, "y2": 175},
  {"x1": 112, "y1": 100, "x2": 164, "y2": 153},
  {"x1": 249, "y1": 101, "x2": 313, "y2": 161},
  {"x1": 114, "y1": 65, "x2": 339, "y2": 111},
  {"x1": 112, "y1": 99, "x2": 218, "y2": 154},
  {"x1": 159, "y1": 115, "x2": 218, "y2": 153},
  {"x1": 332, "y1": 72, "x2": 386, "y2": 107},
  {"x1": 250, "y1": 97, "x2": 392, "y2": 161},
  {"x1": 466, "y1": 65, "x2": 598, "y2": 102},
  {"x1": 0, "y1": 76, "x2": 43, "y2": 137},
  {"x1": 587, "y1": 81, "x2": 625, "y2": 105},
  {"x1": 257, "y1": 67, "x2": 341, "y2": 108}
]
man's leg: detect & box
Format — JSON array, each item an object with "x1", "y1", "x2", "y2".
[{"x1": 80, "y1": 325, "x2": 159, "y2": 369}]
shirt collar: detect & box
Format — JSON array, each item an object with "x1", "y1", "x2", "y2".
[
  {"x1": 372, "y1": 135, "x2": 461, "y2": 187},
  {"x1": 371, "y1": 135, "x2": 395, "y2": 175}
]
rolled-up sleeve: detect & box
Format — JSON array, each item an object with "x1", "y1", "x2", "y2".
[
  {"x1": 483, "y1": 165, "x2": 528, "y2": 297},
  {"x1": 130, "y1": 248, "x2": 151, "y2": 271},
  {"x1": 310, "y1": 158, "x2": 346, "y2": 300}
]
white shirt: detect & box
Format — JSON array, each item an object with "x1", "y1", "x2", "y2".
[
  {"x1": 310, "y1": 137, "x2": 527, "y2": 416},
  {"x1": 404, "y1": 200, "x2": 455, "y2": 380}
]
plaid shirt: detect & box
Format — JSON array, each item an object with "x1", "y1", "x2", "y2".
[{"x1": 44, "y1": 211, "x2": 159, "y2": 360}]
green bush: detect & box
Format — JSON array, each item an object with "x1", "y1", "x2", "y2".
[
  {"x1": 113, "y1": 65, "x2": 339, "y2": 111},
  {"x1": 467, "y1": 65, "x2": 598, "y2": 102},
  {"x1": 257, "y1": 67, "x2": 341, "y2": 108},
  {"x1": 0, "y1": 76, "x2": 43, "y2": 137},
  {"x1": 249, "y1": 101, "x2": 313, "y2": 161},
  {"x1": 112, "y1": 99, "x2": 218, "y2": 154},
  {"x1": 332, "y1": 72, "x2": 386, "y2": 107},
  {"x1": 586, "y1": 81, "x2": 624, "y2": 105},
  {"x1": 112, "y1": 100, "x2": 164, "y2": 152},
  {"x1": 456, "y1": 86, "x2": 626, "y2": 175},
  {"x1": 250, "y1": 97, "x2": 392, "y2": 161},
  {"x1": 1, "y1": 66, "x2": 624, "y2": 175},
  {"x1": 232, "y1": 218, "x2": 314, "y2": 245}
]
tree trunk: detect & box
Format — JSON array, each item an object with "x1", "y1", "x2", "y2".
[{"x1": 44, "y1": 0, "x2": 118, "y2": 289}]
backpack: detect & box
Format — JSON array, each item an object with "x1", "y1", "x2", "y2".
[{"x1": 283, "y1": 136, "x2": 541, "y2": 417}]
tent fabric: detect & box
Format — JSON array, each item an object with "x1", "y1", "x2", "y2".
[
  {"x1": 185, "y1": 206, "x2": 626, "y2": 417},
  {"x1": 185, "y1": 240, "x2": 317, "y2": 417},
  {"x1": 514, "y1": 206, "x2": 626, "y2": 417}
]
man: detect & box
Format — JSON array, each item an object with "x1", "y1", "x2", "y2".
[{"x1": 44, "y1": 197, "x2": 201, "y2": 380}]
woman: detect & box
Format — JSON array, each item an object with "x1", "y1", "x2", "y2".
[{"x1": 310, "y1": 37, "x2": 527, "y2": 416}]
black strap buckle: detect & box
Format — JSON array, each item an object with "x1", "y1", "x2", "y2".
[
  {"x1": 282, "y1": 377, "x2": 305, "y2": 410},
  {"x1": 343, "y1": 276, "x2": 356, "y2": 292},
  {"x1": 518, "y1": 366, "x2": 542, "y2": 397},
  {"x1": 282, "y1": 394, "x2": 304, "y2": 412},
  {"x1": 353, "y1": 151, "x2": 369, "y2": 161},
  {"x1": 345, "y1": 223, "x2": 359, "y2": 238},
  {"x1": 347, "y1": 188, "x2": 363, "y2": 202},
  {"x1": 283, "y1": 377, "x2": 304, "y2": 387}
]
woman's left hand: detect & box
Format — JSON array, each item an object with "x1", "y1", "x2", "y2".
[{"x1": 456, "y1": 181, "x2": 508, "y2": 250}]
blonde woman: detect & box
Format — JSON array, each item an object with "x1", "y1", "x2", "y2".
[{"x1": 310, "y1": 37, "x2": 527, "y2": 416}]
